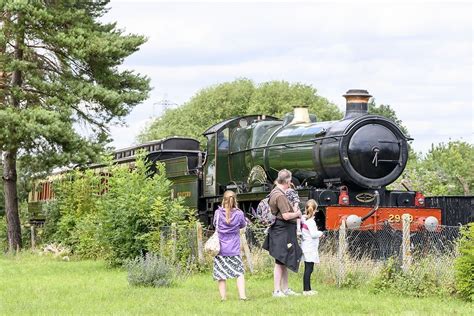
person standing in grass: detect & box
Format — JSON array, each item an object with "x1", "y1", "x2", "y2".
[
  {"x1": 212, "y1": 190, "x2": 248, "y2": 301},
  {"x1": 300, "y1": 199, "x2": 324, "y2": 296},
  {"x1": 263, "y1": 169, "x2": 302, "y2": 297}
]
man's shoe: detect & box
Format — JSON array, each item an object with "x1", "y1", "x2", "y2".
[
  {"x1": 303, "y1": 290, "x2": 317, "y2": 296},
  {"x1": 283, "y1": 288, "x2": 301, "y2": 296}
]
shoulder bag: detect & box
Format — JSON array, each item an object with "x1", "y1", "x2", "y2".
[{"x1": 204, "y1": 211, "x2": 220, "y2": 256}]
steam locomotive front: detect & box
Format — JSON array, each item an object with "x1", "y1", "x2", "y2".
[
  {"x1": 264, "y1": 90, "x2": 409, "y2": 189},
  {"x1": 316, "y1": 90, "x2": 409, "y2": 189}
]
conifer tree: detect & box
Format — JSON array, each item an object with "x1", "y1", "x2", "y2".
[{"x1": 0, "y1": 1, "x2": 150, "y2": 251}]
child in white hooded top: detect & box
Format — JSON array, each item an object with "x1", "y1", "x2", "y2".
[{"x1": 300, "y1": 199, "x2": 323, "y2": 296}]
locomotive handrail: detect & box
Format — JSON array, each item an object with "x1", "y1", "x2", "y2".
[{"x1": 228, "y1": 133, "x2": 347, "y2": 156}]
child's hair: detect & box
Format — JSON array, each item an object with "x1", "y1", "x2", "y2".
[
  {"x1": 305, "y1": 199, "x2": 318, "y2": 218},
  {"x1": 222, "y1": 190, "x2": 238, "y2": 224}
]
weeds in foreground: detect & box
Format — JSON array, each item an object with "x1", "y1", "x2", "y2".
[
  {"x1": 371, "y1": 255, "x2": 457, "y2": 298},
  {"x1": 125, "y1": 253, "x2": 178, "y2": 287}
]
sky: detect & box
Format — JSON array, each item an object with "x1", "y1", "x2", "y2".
[{"x1": 103, "y1": 0, "x2": 473, "y2": 154}]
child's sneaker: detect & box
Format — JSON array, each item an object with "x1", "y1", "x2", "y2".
[
  {"x1": 303, "y1": 290, "x2": 318, "y2": 296},
  {"x1": 272, "y1": 290, "x2": 287, "y2": 298},
  {"x1": 283, "y1": 288, "x2": 301, "y2": 296}
]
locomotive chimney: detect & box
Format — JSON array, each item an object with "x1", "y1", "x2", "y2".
[
  {"x1": 290, "y1": 105, "x2": 311, "y2": 124},
  {"x1": 343, "y1": 89, "x2": 372, "y2": 119}
]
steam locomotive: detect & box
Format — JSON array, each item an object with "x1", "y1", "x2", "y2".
[{"x1": 28, "y1": 89, "x2": 441, "y2": 231}]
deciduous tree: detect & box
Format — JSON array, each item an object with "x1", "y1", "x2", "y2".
[
  {"x1": 138, "y1": 79, "x2": 342, "y2": 145},
  {"x1": 0, "y1": 1, "x2": 150, "y2": 251},
  {"x1": 368, "y1": 99, "x2": 410, "y2": 137}
]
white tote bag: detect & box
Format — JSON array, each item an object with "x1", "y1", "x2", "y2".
[{"x1": 204, "y1": 212, "x2": 220, "y2": 257}]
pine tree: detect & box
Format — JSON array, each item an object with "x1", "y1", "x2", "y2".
[{"x1": 0, "y1": 1, "x2": 150, "y2": 251}]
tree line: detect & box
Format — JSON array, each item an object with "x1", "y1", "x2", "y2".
[{"x1": 138, "y1": 78, "x2": 473, "y2": 197}]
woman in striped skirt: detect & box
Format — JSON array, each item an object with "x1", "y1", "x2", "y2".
[{"x1": 212, "y1": 190, "x2": 248, "y2": 301}]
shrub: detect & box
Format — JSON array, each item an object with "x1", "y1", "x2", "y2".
[
  {"x1": 99, "y1": 156, "x2": 196, "y2": 267},
  {"x1": 46, "y1": 170, "x2": 103, "y2": 255},
  {"x1": 392, "y1": 263, "x2": 440, "y2": 297},
  {"x1": 41, "y1": 200, "x2": 61, "y2": 242},
  {"x1": 0, "y1": 215, "x2": 7, "y2": 252},
  {"x1": 125, "y1": 253, "x2": 176, "y2": 287},
  {"x1": 372, "y1": 255, "x2": 457, "y2": 298},
  {"x1": 455, "y1": 223, "x2": 474, "y2": 301},
  {"x1": 40, "y1": 153, "x2": 194, "y2": 266}
]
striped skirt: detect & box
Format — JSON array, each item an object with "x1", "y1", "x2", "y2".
[{"x1": 212, "y1": 255, "x2": 245, "y2": 280}]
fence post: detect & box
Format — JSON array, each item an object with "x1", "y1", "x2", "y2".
[
  {"x1": 159, "y1": 230, "x2": 165, "y2": 258},
  {"x1": 240, "y1": 229, "x2": 254, "y2": 273},
  {"x1": 337, "y1": 219, "x2": 347, "y2": 287},
  {"x1": 30, "y1": 225, "x2": 36, "y2": 250},
  {"x1": 402, "y1": 214, "x2": 412, "y2": 272},
  {"x1": 171, "y1": 223, "x2": 177, "y2": 262},
  {"x1": 196, "y1": 222, "x2": 204, "y2": 264}
]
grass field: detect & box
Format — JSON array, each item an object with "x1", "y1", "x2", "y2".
[{"x1": 0, "y1": 254, "x2": 472, "y2": 315}]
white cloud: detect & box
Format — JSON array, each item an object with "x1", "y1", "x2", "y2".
[{"x1": 104, "y1": 1, "x2": 473, "y2": 154}]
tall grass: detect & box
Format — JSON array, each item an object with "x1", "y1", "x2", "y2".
[{"x1": 1, "y1": 253, "x2": 472, "y2": 315}]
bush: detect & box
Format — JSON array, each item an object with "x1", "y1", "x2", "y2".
[
  {"x1": 100, "y1": 158, "x2": 195, "y2": 266},
  {"x1": 0, "y1": 215, "x2": 7, "y2": 252},
  {"x1": 44, "y1": 170, "x2": 103, "y2": 256},
  {"x1": 41, "y1": 200, "x2": 61, "y2": 242},
  {"x1": 40, "y1": 154, "x2": 195, "y2": 266},
  {"x1": 371, "y1": 257, "x2": 398, "y2": 293},
  {"x1": 125, "y1": 253, "x2": 176, "y2": 287},
  {"x1": 372, "y1": 255, "x2": 457, "y2": 298},
  {"x1": 455, "y1": 223, "x2": 474, "y2": 301}
]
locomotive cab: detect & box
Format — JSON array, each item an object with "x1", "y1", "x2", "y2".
[{"x1": 201, "y1": 115, "x2": 279, "y2": 197}]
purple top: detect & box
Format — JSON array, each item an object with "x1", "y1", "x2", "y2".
[{"x1": 213, "y1": 206, "x2": 247, "y2": 256}]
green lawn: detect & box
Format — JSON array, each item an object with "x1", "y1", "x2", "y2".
[{"x1": 0, "y1": 254, "x2": 472, "y2": 315}]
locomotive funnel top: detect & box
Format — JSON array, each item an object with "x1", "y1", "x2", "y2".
[
  {"x1": 343, "y1": 89, "x2": 372, "y2": 99},
  {"x1": 343, "y1": 89, "x2": 372, "y2": 119}
]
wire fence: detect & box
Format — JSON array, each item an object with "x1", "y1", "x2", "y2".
[
  {"x1": 152, "y1": 221, "x2": 462, "y2": 287},
  {"x1": 318, "y1": 224, "x2": 460, "y2": 261},
  {"x1": 155, "y1": 223, "x2": 462, "y2": 259},
  {"x1": 29, "y1": 218, "x2": 462, "y2": 287}
]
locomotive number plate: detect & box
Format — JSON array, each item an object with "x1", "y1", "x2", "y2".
[{"x1": 388, "y1": 214, "x2": 413, "y2": 223}]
